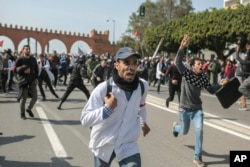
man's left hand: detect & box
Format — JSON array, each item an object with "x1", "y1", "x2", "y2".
[
  {"x1": 141, "y1": 123, "x2": 150, "y2": 137},
  {"x1": 220, "y1": 79, "x2": 228, "y2": 86}
]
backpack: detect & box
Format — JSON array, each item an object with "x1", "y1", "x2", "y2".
[
  {"x1": 106, "y1": 78, "x2": 145, "y2": 97},
  {"x1": 241, "y1": 62, "x2": 250, "y2": 77}
]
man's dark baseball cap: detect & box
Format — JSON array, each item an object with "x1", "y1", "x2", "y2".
[{"x1": 115, "y1": 47, "x2": 140, "y2": 61}]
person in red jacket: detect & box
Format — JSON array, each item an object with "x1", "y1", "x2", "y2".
[{"x1": 223, "y1": 59, "x2": 235, "y2": 80}]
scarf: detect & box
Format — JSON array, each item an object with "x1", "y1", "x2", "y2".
[
  {"x1": 183, "y1": 68, "x2": 211, "y2": 89},
  {"x1": 112, "y1": 68, "x2": 139, "y2": 92}
]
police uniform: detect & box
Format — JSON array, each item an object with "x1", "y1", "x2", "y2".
[{"x1": 57, "y1": 55, "x2": 90, "y2": 109}]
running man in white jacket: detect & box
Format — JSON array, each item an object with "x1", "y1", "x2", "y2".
[{"x1": 81, "y1": 47, "x2": 150, "y2": 167}]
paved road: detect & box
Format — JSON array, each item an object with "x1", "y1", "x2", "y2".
[{"x1": 0, "y1": 81, "x2": 249, "y2": 167}]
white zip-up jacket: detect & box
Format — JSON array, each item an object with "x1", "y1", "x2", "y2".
[
  {"x1": 80, "y1": 77, "x2": 148, "y2": 163},
  {"x1": 37, "y1": 59, "x2": 54, "y2": 81}
]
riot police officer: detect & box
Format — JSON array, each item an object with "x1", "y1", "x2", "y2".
[{"x1": 57, "y1": 55, "x2": 90, "y2": 110}]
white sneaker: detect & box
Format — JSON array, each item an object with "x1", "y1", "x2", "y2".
[
  {"x1": 193, "y1": 158, "x2": 206, "y2": 167},
  {"x1": 172, "y1": 122, "x2": 179, "y2": 137},
  {"x1": 239, "y1": 107, "x2": 248, "y2": 111}
]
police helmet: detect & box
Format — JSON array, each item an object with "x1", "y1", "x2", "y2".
[{"x1": 78, "y1": 55, "x2": 86, "y2": 62}]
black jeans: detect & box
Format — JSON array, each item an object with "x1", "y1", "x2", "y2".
[
  {"x1": 38, "y1": 71, "x2": 58, "y2": 99},
  {"x1": 59, "y1": 79, "x2": 90, "y2": 105},
  {"x1": 167, "y1": 82, "x2": 181, "y2": 103}
]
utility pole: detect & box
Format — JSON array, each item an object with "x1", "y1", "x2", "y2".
[
  {"x1": 107, "y1": 18, "x2": 116, "y2": 54},
  {"x1": 47, "y1": 42, "x2": 49, "y2": 54},
  {"x1": 35, "y1": 40, "x2": 37, "y2": 54},
  {"x1": 106, "y1": 18, "x2": 115, "y2": 44},
  {"x1": 27, "y1": 37, "x2": 30, "y2": 46},
  {"x1": 152, "y1": 0, "x2": 173, "y2": 58}
]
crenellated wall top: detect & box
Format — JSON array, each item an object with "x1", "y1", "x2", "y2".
[{"x1": 0, "y1": 23, "x2": 109, "y2": 38}]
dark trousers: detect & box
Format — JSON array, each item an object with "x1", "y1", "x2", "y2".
[
  {"x1": 58, "y1": 69, "x2": 68, "y2": 85},
  {"x1": 1, "y1": 73, "x2": 8, "y2": 92},
  {"x1": 51, "y1": 68, "x2": 58, "y2": 87},
  {"x1": 19, "y1": 81, "x2": 37, "y2": 114},
  {"x1": 148, "y1": 70, "x2": 157, "y2": 86},
  {"x1": 8, "y1": 71, "x2": 14, "y2": 89},
  {"x1": 167, "y1": 82, "x2": 181, "y2": 103},
  {"x1": 59, "y1": 79, "x2": 90, "y2": 106},
  {"x1": 38, "y1": 71, "x2": 58, "y2": 99}
]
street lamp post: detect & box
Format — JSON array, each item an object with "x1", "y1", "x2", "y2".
[{"x1": 106, "y1": 18, "x2": 115, "y2": 45}]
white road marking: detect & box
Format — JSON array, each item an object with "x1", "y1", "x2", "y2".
[
  {"x1": 204, "y1": 112, "x2": 250, "y2": 130},
  {"x1": 147, "y1": 101, "x2": 177, "y2": 114},
  {"x1": 204, "y1": 121, "x2": 250, "y2": 141},
  {"x1": 146, "y1": 95, "x2": 250, "y2": 141},
  {"x1": 36, "y1": 106, "x2": 68, "y2": 158}
]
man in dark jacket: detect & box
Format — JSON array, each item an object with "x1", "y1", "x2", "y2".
[
  {"x1": 49, "y1": 50, "x2": 60, "y2": 89},
  {"x1": 164, "y1": 59, "x2": 182, "y2": 107},
  {"x1": 91, "y1": 57, "x2": 108, "y2": 87},
  {"x1": 15, "y1": 45, "x2": 38, "y2": 120},
  {"x1": 57, "y1": 55, "x2": 90, "y2": 109}
]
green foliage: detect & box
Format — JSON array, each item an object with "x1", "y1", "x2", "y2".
[
  {"x1": 122, "y1": 0, "x2": 193, "y2": 55},
  {"x1": 117, "y1": 1, "x2": 250, "y2": 60},
  {"x1": 144, "y1": 4, "x2": 250, "y2": 60}
]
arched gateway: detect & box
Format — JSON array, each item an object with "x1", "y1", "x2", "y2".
[{"x1": 0, "y1": 23, "x2": 116, "y2": 55}]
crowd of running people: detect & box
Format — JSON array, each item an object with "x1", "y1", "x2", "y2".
[{"x1": 0, "y1": 43, "x2": 249, "y2": 111}]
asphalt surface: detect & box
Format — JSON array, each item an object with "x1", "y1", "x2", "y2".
[{"x1": 0, "y1": 80, "x2": 250, "y2": 167}]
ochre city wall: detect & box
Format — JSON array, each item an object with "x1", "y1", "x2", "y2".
[{"x1": 0, "y1": 23, "x2": 116, "y2": 55}]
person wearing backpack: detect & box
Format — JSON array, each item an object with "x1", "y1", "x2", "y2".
[
  {"x1": 235, "y1": 42, "x2": 250, "y2": 111},
  {"x1": 80, "y1": 47, "x2": 150, "y2": 167}
]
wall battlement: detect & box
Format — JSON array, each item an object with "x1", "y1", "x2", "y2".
[
  {"x1": 0, "y1": 23, "x2": 109, "y2": 38},
  {"x1": 0, "y1": 22, "x2": 115, "y2": 55}
]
